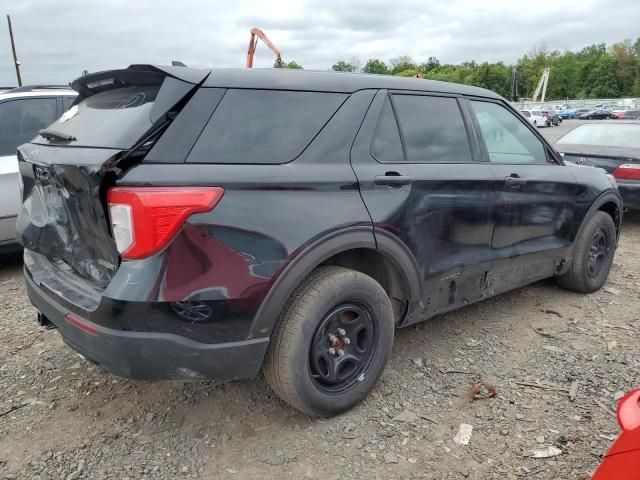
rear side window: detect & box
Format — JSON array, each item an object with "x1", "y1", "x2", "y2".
[
  {"x1": 392, "y1": 95, "x2": 472, "y2": 163},
  {"x1": 33, "y1": 85, "x2": 160, "y2": 149},
  {"x1": 0, "y1": 98, "x2": 57, "y2": 156},
  {"x1": 187, "y1": 89, "x2": 346, "y2": 164}
]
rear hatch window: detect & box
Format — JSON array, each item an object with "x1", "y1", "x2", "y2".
[{"x1": 33, "y1": 85, "x2": 160, "y2": 149}]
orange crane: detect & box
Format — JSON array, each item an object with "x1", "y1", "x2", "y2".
[{"x1": 247, "y1": 27, "x2": 283, "y2": 68}]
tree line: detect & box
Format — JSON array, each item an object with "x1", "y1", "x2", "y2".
[{"x1": 276, "y1": 37, "x2": 640, "y2": 100}]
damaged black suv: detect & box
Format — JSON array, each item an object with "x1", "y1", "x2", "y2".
[{"x1": 17, "y1": 65, "x2": 622, "y2": 416}]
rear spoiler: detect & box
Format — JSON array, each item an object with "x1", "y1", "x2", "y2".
[
  {"x1": 71, "y1": 64, "x2": 210, "y2": 100},
  {"x1": 70, "y1": 64, "x2": 211, "y2": 125}
]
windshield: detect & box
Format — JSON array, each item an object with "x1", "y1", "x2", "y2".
[
  {"x1": 557, "y1": 123, "x2": 640, "y2": 149},
  {"x1": 33, "y1": 85, "x2": 159, "y2": 149}
]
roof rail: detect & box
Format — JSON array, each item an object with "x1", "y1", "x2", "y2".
[{"x1": 6, "y1": 85, "x2": 71, "y2": 93}]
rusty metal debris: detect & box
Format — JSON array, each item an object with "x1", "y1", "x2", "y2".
[{"x1": 462, "y1": 381, "x2": 497, "y2": 404}]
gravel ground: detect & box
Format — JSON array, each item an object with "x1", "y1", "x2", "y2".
[{"x1": 1, "y1": 121, "x2": 638, "y2": 479}]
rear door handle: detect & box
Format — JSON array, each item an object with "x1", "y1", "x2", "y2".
[{"x1": 374, "y1": 173, "x2": 412, "y2": 186}]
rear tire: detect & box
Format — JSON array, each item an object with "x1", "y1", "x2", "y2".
[
  {"x1": 263, "y1": 266, "x2": 394, "y2": 417},
  {"x1": 557, "y1": 211, "x2": 616, "y2": 293}
]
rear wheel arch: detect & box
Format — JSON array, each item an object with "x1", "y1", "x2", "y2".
[{"x1": 248, "y1": 227, "x2": 421, "y2": 340}]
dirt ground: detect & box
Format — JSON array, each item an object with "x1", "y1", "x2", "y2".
[{"x1": 1, "y1": 121, "x2": 639, "y2": 480}]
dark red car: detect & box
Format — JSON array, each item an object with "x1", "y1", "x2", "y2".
[{"x1": 592, "y1": 390, "x2": 640, "y2": 478}]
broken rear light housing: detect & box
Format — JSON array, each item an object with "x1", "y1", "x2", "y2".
[{"x1": 107, "y1": 186, "x2": 224, "y2": 260}]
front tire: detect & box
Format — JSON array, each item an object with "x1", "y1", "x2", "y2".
[
  {"x1": 557, "y1": 211, "x2": 616, "y2": 293},
  {"x1": 263, "y1": 266, "x2": 394, "y2": 416}
]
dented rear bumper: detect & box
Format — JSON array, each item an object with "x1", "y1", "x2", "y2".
[{"x1": 24, "y1": 255, "x2": 269, "y2": 381}]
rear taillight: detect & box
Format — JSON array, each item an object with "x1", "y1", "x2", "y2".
[
  {"x1": 612, "y1": 164, "x2": 640, "y2": 181},
  {"x1": 107, "y1": 186, "x2": 224, "y2": 260}
]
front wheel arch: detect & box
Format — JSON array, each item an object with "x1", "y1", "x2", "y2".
[{"x1": 575, "y1": 192, "x2": 623, "y2": 243}]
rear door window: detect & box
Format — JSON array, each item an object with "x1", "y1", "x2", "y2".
[
  {"x1": 0, "y1": 98, "x2": 57, "y2": 156},
  {"x1": 391, "y1": 94, "x2": 473, "y2": 163},
  {"x1": 33, "y1": 85, "x2": 160, "y2": 149},
  {"x1": 187, "y1": 89, "x2": 346, "y2": 164}
]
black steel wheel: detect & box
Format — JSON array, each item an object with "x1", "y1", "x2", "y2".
[
  {"x1": 587, "y1": 228, "x2": 610, "y2": 279},
  {"x1": 309, "y1": 303, "x2": 377, "y2": 393},
  {"x1": 263, "y1": 266, "x2": 394, "y2": 417},
  {"x1": 557, "y1": 211, "x2": 617, "y2": 293}
]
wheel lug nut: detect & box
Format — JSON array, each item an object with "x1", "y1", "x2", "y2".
[
  {"x1": 328, "y1": 347, "x2": 336, "y2": 355},
  {"x1": 337, "y1": 328, "x2": 346, "y2": 336},
  {"x1": 329, "y1": 334, "x2": 337, "y2": 342},
  {"x1": 343, "y1": 337, "x2": 351, "y2": 345},
  {"x1": 338, "y1": 349, "x2": 345, "y2": 356}
]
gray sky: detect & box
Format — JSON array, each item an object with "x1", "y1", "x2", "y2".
[{"x1": 1, "y1": 0, "x2": 638, "y2": 85}]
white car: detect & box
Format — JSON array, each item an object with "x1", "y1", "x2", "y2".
[
  {"x1": 0, "y1": 86, "x2": 77, "y2": 252},
  {"x1": 520, "y1": 109, "x2": 546, "y2": 128}
]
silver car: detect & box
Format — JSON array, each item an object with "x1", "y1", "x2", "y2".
[{"x1": 0, "y1": 86, "x2": 77, "y2": 252}]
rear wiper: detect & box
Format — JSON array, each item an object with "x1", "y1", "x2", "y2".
[{"x1": 38, "y1": 129, "x2": 76, "y2": 142}]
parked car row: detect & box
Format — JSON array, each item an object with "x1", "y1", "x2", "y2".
[{"x1": 519, "y1": 109, "x2": 562, "y2": 127}]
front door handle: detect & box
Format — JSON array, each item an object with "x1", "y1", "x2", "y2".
[{"x1": 374, "y1": 173, "x2": 412, "y2": 186}]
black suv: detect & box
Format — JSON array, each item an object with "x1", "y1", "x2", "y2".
[{"x1": 17, "y1": 65, "x2": 622, "y2": 416}]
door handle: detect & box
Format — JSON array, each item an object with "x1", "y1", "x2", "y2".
[
  {"x1": 505, "y1": 175, "x2": 527, "y2": 186},
  {"x1": 374, "y1": 173, "x2": 412, "y2": 186}
]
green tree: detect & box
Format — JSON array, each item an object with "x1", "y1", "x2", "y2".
[
  {"x1": 389, "y1": 56, "x2": 417, "y2": 75},
  {"x1": 418, "y1": 57, "x2": 440, "y2": 74},
  {"x1": 362, "y1": 58, "x2": 388, "y2": 74},
  {"x1": 274, "y1": 60, "x2": 303, "y2": 69},
  {"x1": 331, "y1": 60, "x2": 357, "y2": 72},
  {"x1": 394, "y1": 69, "x2": 421, "y2": 77},
  {"x1": 329, "y1": 36, "x2": 640, "y2": 99}
]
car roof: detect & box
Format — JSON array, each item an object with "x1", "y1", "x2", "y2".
[
  {"x1": 203, "y1": 68, "x2": 503, "y2": 98},
  {"x1": 0, "y1": 89, "x2": 76, "y2": 101}
]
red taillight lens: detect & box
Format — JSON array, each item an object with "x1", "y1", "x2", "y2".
[
  {"x1": 107, "y1": 186, "x2": 224, "y2": 260},
  {"x1": 612, "y1": 164, "x2": 640, "y2": 180}
]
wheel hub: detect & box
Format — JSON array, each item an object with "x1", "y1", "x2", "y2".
[
  {"x1": 309, "y1": 303, "x2": 376, "y2": 393},
  {"x1": 587, "y1": 228, "x2": 609, "y2": 279}
]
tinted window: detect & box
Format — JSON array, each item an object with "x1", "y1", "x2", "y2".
[
  {"x1": 371, "y1": 97, "x2": 403, "y2": 163},
  {"x1": 33, "y1": 86, "x2": 160, "y2": 149},
  {"x1": 392, "y1": 95, "x2": 472, "y2": 163},
  {"x1": 0, "y1": 98, "x2": 57, "y2": 156},
  {"x1": 62, "y1": 95, "x2": 76, "y2": 110},
  {"x1": 470, "y1": 100, "x2": 547, "y2": 164},
  {"x1": 188, "y1": 89, "x2": 346, "y2": 164}
]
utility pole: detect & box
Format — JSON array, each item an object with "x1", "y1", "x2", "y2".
[{"x1": 7, "y1": 15, "x2": 22, "y2": 86}]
